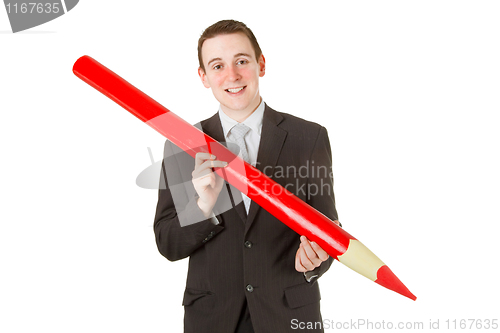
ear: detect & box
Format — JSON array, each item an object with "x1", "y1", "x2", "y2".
[
  {"x1": 198, "y1": 67, "x2": 211, "y2": 88},
  {"x1": 258, "y1": 54, "x2": 266, "y2": 77}
]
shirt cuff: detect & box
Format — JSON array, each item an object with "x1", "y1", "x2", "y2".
[
  {"x1": 304, "y1": 270, "x2": 319, "y2": 283},
  {"x1": 208, "y1": 212, "x2": 219, "y2": 225}
]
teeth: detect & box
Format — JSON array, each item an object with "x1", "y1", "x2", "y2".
[{"x1": 227, "y1": 87, "x2": 244, "y2": 93}]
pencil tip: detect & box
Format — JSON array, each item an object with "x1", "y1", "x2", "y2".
[{"x1": 375, "y1": 265, "x2": 417, "y2": 301}]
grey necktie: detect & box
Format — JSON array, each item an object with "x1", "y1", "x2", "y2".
[
  {"x1": 230, "y1": 123, "x2": 251, "y2": 163},
  {"x1": 229, "y1": 123, "x2": 252, "y2": 214}
]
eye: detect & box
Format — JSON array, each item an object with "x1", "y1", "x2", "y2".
[
  {"x1": 237, "y1": 59, "x2": 248, "y2": 65},
  {"x1": 213, "y1": 64, "x2": 222, "y2": 70}
]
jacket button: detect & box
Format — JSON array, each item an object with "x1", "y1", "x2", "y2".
[
  {"x1": 244, "y1": 241, "x2": 252, "y2": 248},
  {"x1": 246, "y1": 284, "x2": 254, "y2": 293}
]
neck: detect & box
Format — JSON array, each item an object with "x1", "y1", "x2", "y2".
[{"x1": 222, "y1": 97, "x2": 262, "y2": 123}]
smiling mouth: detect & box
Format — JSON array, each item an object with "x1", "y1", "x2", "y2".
[{"x1": 225, "y1": 86, "x2": 246, "y2": 93}]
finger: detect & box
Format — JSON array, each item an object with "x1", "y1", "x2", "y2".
[
  {"x1": 214, "y1": 173, "x2": 225, "y2": 191},
  {"x1": 192, "y1": 160, "x2": 227, "y2": 179},
  {"x1": 300, "y1": 236, "x2": 322, "y2": 268},
  {"x1": 194, "y1": 160, "x2": 227, "y2": 175},
  {"x1": 310, "y1": 241, "x2": 329, "y2": 261},
  {"x1": 295, "y1": 248, "x2": 307, "y2": 272},
  {"x1": 200, "y1": 160, "x2": 227, "y2": 170},
  {"x1": 192, "y1": 167, "x2": 213, "y2": 180},
  {"x1": 195, "y1": 174, "x2": 216, "y2": 189},
  {"x1": 208, "y1": 176, "x2": 216, "y2": 189},
  {"x1": 195, "y1": 153, "x2": 216, "y2": 167},
  {"x1": 298, "y1": 242, "x2": 316, "y2": 271}
]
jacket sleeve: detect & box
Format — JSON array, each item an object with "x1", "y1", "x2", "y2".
[
  {"x1": 304, "y1": 126, "x2": 339, "y2": 281},
  {"x1": 153, "y1": 140, "x2": 224, "y2": 261}
]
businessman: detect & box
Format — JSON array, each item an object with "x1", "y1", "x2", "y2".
[{"x1": 154, "y1": 20, "x2": 340, "y2": 333}]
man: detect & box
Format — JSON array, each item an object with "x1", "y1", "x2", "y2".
[{"x1": 154, "y1": 20, "x2": 340, "y2": 333}]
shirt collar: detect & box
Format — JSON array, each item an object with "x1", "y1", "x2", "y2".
[{"x1": 218, "y1": 99, "x2": 265, "y2": 139}]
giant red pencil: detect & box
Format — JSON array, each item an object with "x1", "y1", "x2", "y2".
[{"x1": 73, "y1": 55, "x2": 416, "y2": 301}]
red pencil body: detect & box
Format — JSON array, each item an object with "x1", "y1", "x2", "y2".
[{"x1": 73, "y1": 55, "x2": 416, "y2": 301}]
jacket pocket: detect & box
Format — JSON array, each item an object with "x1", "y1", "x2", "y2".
[
  {"x1": 182, "y1": 288, "x2": 214, "y2": 306},
  {"x1": 284, "y1": 283, "x2": 321, "y2": 309}
]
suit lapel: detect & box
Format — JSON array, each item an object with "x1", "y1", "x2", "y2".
[
  {"x1": 201, "y1": 113, "x2": 248, "y2": 223},
  {"x1": 200, "y1": 112, "x2": 224, "y2": 143},
  {"x1": 245, "y1": 105, "x2": 287, "y2": 233}
]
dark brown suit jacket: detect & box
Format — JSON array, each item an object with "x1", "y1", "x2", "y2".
[{"x1": 153, "y1": 104, "x2": 339, "y2": 333}]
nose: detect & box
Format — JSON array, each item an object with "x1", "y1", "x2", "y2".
[{"x1": 226, "y1": 64, "x2": 241, "y2": 82}]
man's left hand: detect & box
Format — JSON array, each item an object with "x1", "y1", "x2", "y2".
[{"x1": 295, "y1": 220, "x2": 340, "y2": 273}]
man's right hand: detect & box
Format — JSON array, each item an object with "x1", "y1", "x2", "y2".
[{"x1": 192, "y1": 152, "x2": 227, "y2": 218}]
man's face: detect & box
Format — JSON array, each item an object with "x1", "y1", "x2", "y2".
[{"x1": 198, "y1": 33, "x2": 265, "y2": 118}]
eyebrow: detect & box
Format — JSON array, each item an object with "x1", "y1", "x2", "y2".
[
  {"x1": 207, "y1": 57, "x2": 222, "y2": 67},
  {"x1": 206, "y1": 53, "x2": 253, "y2": 67},
  {"x1": 234, "y1": 52, "x2": 252, "y2": 59}
]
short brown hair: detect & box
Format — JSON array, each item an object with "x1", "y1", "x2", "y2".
[{"x1": 198, "y1": 20, "x2": 262, "y2": 72}]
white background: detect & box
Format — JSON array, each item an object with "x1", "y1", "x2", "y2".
[{"x1": 1, "y1": 1, "x2": 499, "y2": 332}]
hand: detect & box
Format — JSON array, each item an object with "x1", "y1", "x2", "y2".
[
  {"x1": 192, "y1": 153, "x2": 227, "y2": 218},
  {"x1": 295, "y1": 220, "x2": 340, "y2": 273}
]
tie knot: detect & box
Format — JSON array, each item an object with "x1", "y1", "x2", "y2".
[{"x1": 230, "y1": 123, "x2": 251, "y2": 139}]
